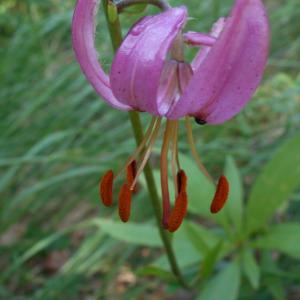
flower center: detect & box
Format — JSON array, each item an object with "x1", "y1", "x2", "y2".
[{"x1": 99, "y1": 115, "x2": 229, "y2": 232}]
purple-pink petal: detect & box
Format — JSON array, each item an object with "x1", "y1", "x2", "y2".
[
  {"x1": 110, "y1": 7, "x2": 188, "y2": 116},
  {"x1": 168, "y1": 0, "x2": 270, "y2": 123},
  {"x1": 72, "y1": 0, "x2": 131, "y2": 111}
]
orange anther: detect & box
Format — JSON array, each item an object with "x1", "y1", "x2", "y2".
[
  {"x1": 126, "y1": 160, "x2": 138, "y2": 193},
  {"x1": 167, "y1": 191, "x2": 188, "y2": 232},
  {"x1": 118, "y1": 183, "x2": 132, "y2": 222},
  {"x1": 210, "y1": 175, "x2": 229, "y2": 214},
  {"x1": 99, "y1": 170, "x2": 114, "y2": 207},
  {"x1": 167, "y1": 170, "x2": 188, "y2": 232},
  {"x1": 177, "y1": 169, "x2": 187, "y2": 194}
]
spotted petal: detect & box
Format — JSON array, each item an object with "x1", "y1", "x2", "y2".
[
  {"x1": 72, "y1": 0, "x2": 131, "y2": 110},
  {"x1": 168, "y1": 0, "x2": 270, "y2": 124},
  {"x1": 110, "y1": 7, "x2": 188, "y2": 116}
]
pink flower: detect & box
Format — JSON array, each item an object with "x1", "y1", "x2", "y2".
[{"x1": 72, "y1": 0, "x2": 269, "y2": 231}]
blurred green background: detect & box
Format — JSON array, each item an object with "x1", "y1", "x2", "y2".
[{"x1": 1, "y1": 0, "x2": 300, "y2": 299}]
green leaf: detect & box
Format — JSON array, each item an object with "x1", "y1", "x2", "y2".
[
  {"x1": 196, "y1": 260, "x2": 241, "y2": 300},
  {"x1": 184, "y1": 221, "x2": 220, "y2": 255},
  {"x1": 153, "y1": 222, "x2": 202, "y2": 269},
  {"x1": 94, "y1": 219, "x2": 162, "y2": 247},
  {"x1": 6, "y1": 166, "x2": 101, "y2": 211},
  {"x1": 246, "y1": 132, "x2": 300, "y2": 233},
  {"x1": 0, "y1": 130, "x2": 74, "y2": 192},
  {"x1": 200, "y1": 241, "x2": 224, "y2": 280},
  {"x1": 1, "y1": 220, "x2": 94, "y2": 280},
  {"x1": 223, "y1": 156, "x2": 243, "y2": 230},
  {"x1": 253, "y1": 223, "x2": 300, "y2": 259},
  {"x1": 241, "y1": 249, "x2": 260, "y2": 289},
  {"x1": 265, "y1": 277, "x2": 286, "y2": 300}
]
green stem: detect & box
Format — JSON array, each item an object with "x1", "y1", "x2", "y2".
[
  {"x1": 116, "y1": 0, "x2": 171, "y2": 12},
  {"x1": 102, "y1": 0, "x2": 189, "y2": 289}
]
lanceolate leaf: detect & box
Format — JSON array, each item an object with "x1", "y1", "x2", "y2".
[
  {"x1": 246, "y1": 132, "x2": 300, "y2": 233},
  {"x1": 94, "y1": 219, "x2": 162, "y2": 247},
  {"x1": 253, "y1": 223, "x2": 300, "y2": 259},
  {"x1": 153, "y1": 222, "x2": 204, "y2": 270},
  {"x1": 196, "y1": 260, "x2": 241, "y2": 300},
  {"x1": 200, "y1": 240, "x2": 224, "y2": 280},
  {"x1": 241, "y1": 249, "x2": 260, "y2": 289},
  {"x1": 184, "y1": 221, "x2": 220, "y2": 255}
]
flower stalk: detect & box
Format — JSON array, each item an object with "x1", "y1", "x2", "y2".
[
  {"x1": 102, "y1": 0, "x2": 189, "y2": 289},
  {"x1": 116, "y1": 0, "x2": 171, "y2": 12}
]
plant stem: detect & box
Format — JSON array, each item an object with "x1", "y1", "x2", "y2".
[
  {"x1": 102, "y1": 0, "x2": 189, "y2": 289},
  {"x1": 116, "y1": 0, "x2": 170, "y2": 12}
]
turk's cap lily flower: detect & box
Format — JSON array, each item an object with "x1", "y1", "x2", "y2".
[
  {"x1": 73, "y1": 0, "x2": 269, "y2": 124},
  {"x1": 72, "y1": 0, "x2": 269, "y2": 231}
]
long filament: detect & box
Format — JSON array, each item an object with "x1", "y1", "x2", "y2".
[
  {"x1": 161, "y1": 120, "x2": 177, "y2": 228},
  {"x1": 174, "y1": 121, "x2": 180, "y2": 170},
  {"x1": 130, "y1": 118, "x2": 162, "y2": 190},
  {"x1": 184, "y1": 117, "x2": 213, "y2": 182},
  {"x1": 115, "y1": 117, "x2": 158, "y2": 179},
  {"x1": 171, "y1": 121, "x2": 179, "y2": 196}
]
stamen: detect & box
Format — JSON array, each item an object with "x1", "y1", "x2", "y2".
[
  {"x1": 177, "y1": 169, "x2": 187, "y2": 194},
  {"x1": 184, "y1": 117, "x2": 213, "y2": 182},
  {"x1": 171, "y1": 121, "x2": 179, "y2": 196},
  {"x1": 161, "y1": 120, "x2": 177, "y2": 228},
  {"x1": 99, "y1": 170, "x2": 114, "y2": 207},
  {"x1": 115, "y1": 117, "x2": 157, "y2": 179},
  {"x1": 126, "y1": 160, "x2": 137, "y2": 193},
  {"x1": 174, "y1": 122, "x2": 181, "y2": 171},
  {"x1": 167, "y1": 192, "x2": 187, "y2": 232},
  {"x1": 210, "y1": 175, "x2": 229, "y2": 214},
  {"x1": 130, "y1": 118, "x2": 162, "y2": 190},
  {"x1": 118, "y1": 183, "x2": 132, "y2": 222},
  {"x1": 167, "y1": 170, "x2": 188, "y2": 232}
]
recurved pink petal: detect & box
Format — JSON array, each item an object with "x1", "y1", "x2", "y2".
[
  {"x1": 110, "y1": 7, "x2": 188, "y2": 116},
  {"x1": 168, "y1": 0, "x2": 269, "y2": 123},
  {"x1": 72, "y1": 0, "x2": 131, "y2": 110}
]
